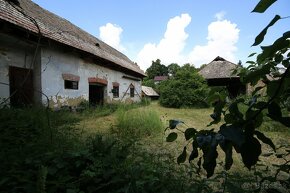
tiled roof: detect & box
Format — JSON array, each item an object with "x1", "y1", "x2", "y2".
[
  {"x1": 0, "y1": 0, "x2": 146, "y2": 77},
  {"x1": 199, "y1": 56, "x2": 239, "y2": 79},
  {"x1": 142, "y1": 86, "x2": 159, "y2": 97},
  {"x1": 154, "y1": 76, "x2": 168, "y2": 81}
]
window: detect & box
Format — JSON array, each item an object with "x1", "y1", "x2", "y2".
[
  {"x1": 64, "y1": 80, "x2": 78, "y2": 90},
  {"x1": 112, "y1": 86, "x2": 119, "y2": 98},
  {"x1": 130, "y1": 87, "x2": 134, "y2": 97}
]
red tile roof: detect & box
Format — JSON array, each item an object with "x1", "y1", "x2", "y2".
[{"x1": 154, "y1": 76, "x2": 168, "y2": 81}]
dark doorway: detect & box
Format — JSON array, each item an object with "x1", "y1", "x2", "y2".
[
  {"x1": 9, "y1": 66, "x2": 34, "y2": 107},
  {"x1": 89, "y1": 84, "x2": 104, "y2": 106}
]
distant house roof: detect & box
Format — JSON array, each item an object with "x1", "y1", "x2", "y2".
[
  {"x1": 0, "y1": 0, "x2": 145, "y2": 77},
  {"x1": 199, "y1": 56, "x2": 239, "y2": 79},
  {"x1": 142, "y1": 86, "x2": 159, "y2": 97},
  {"x1": 154, "y1": 76, "x2": 168, "y2": 81}
]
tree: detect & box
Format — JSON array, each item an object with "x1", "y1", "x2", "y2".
[
  {"x1": 145, "y1": 59, "x2": 168, "y2": 79},
  {"x1": 167, "y1": 63, "x2": 181, "y2": 77},
  {"x1": 198, "y1": 64, "x2": 207, "y2": 71},
  {"x1": 159, "y1": 65, "x2": 209, "y2": 108},
  {"x1": 166, "y1": 0, "x2": 290, "y2": 181},
  {"x1": 142, "y1": 77, "x2": 156, "y2": 89}
]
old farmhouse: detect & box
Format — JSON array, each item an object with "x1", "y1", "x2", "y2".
[
  {"x1": 0, "y1": 0, "x2": 146, "y2": 108},
  {"x1": 199, "y1": 56, "x2": 246, "y2": 97}
]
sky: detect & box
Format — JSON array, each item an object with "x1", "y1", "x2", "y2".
[{"x1": 31, "y1": 0, "x2": 289, "y2": 71}]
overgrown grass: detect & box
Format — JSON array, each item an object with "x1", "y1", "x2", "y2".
[
  {"x1": 114, "y1": 107, "x2": 164, "y2": 140},
  {"x1": 1, "y1": 101, "x2": 288, "y2": 193}
]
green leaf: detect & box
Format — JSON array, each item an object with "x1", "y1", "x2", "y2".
[
  {"x1": 177, "y1": 147, "x2": 187, "y2": 164},
  {"x1": 279, "y1": 117, "x2": 290, "y2": 127},
  {"x1": 201, "y1": 145, "x2": 218, "y2": 178},
  {"x1": 248, "y1": 52, "x2": 257, "y2": 57},
  {"x1": 240, "y1": 137, "x2": 262, "y2": 170},
  {"x1": 189, "y1": 145, "x2": 198, "y2": 162},
  {"x1": 224, "y1": 114, "x2": 234, "y2": 124},
  {"x1": 169, "y1": 119, "x2": 184, "y2": 129},
  {"x1": 282, "y1": 59, "x2": 289, "y2": 68},
  {"x1": 228, "y1": 101, "x2": 244, "y2": 122},
  {"x1": 219, "y1": 124, "x2": 245, "y2": 147},
  {"x1": 184, "y1": 128, "x2": 197, "y2": 140},
  {"x1": 254, "y1": 131, "x2": 276, "y2": 152},
  {"x1": 244, "y1": 63, "x2": 271, "y2": 84},
  {"x1": 246, "y1": 61, "x2": 256, "y2": 65},
  {"x1": 166, "y1": 132, "x2": 178, "y2": 142},
  {"x1": 252, "y1": 86, "x2": 264, "y2": 96},
  {"x1": 252, "y1": 101, "x2": 267, "y2": 109},
  {"x1": 219, "y1": 141, "x2": 233, "y2": 170},
  {"x1": 252, "y1": 15, "x2": 281, "y2": 46},
  {"x1": 197, "y1": 157, "x2": 202, "y2": 175},
  {"x1": 252, "y1": 0, "x2": 277, "y2": 13},
  {"x1": 257, "y1": 31, "x2": 290, "y2": 64},
  {"x1": 267, "y1": 80, "x2": 280, "y2": 98},
  {"x1": 246, "y1": 109, "x2": 263, "y2": 128},
  {"x1": 268, "y1": 101, "x2": 282, "y2": 118},
  {"x1": 274, "y1": 54, "x2": 283, "y2": 63}
]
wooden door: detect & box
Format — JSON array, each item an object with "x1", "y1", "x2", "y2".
[{"x1": 9, "y1": 66, "x2": 34, "y2": 107}]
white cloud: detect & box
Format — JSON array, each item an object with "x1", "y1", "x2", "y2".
[
  {"x1": 136, "y1": 13, "x2": 191, "y2": 70},
  {"x1": 99, "y1": 23, "x2": 125, "y2": 52},
  {"x1": 215, "y1": 11, "x2": 226, "y2": 21},
  {"x1": 99, "y1": 13, "x2": 239, "y2": 71},
  {"x1": 188, "y1": 19, "x2": 240, "y2": 67}
]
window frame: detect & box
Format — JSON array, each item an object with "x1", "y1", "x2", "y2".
[{"x1": 64, "y1": 80, "x2": 79, "y2": 90}]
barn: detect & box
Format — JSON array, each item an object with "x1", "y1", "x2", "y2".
[
  {"x1": 199, "y1": 56, "x2": 246, "y2": 97},
  {"x1": 0, "y1": 0, "x2": 146, "y2": 108}
]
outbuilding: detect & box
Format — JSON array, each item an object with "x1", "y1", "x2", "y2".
[
  {"x1": 141, "y1": 86, "x2": 159, "y2": 100},
  {"x1": 199, "y1": 56, "x2": 246, "y2": 97}
]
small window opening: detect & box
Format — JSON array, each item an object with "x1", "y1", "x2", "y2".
[
  {"x1": 130, "y1": 87, "x2": 134, "y2": 98},
  {"x1": 65, "y1": 80, "x2": 78, "y2": 90},
  {"x1": 112, "y1": 86, "x2": 119, "y2": 98}
]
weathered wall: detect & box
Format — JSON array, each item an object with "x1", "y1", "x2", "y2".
[
  {"x1": 0, "y1": 33, "x2": 41, "y2": 105},
  {"x1": 41, "y1": 45, "x2": 142, "y2": 108}
]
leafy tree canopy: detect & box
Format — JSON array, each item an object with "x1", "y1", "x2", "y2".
[
  {"x1": 168, "y1": 63, "x2": 181, "y2": 77},
  {"x1": 159, "y1": 65, "x2": 209, "y2": 108},
  {"x1": 142, "y1": 77, "x2": 156, "y2": 89},
  {"x1": 145, "y1": 59, "x2": 169, "y2": 79}
]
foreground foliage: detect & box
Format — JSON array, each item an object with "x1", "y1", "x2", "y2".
[
  {"x1": 166, "y1": 1, "x2": 290, "y2": 192},
  {"x1": 0, "y1": 106, "x2": 193, "y2": 193}
]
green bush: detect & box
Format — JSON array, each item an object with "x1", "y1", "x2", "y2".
[
  {"x1": 159, "y1": 67, "x2": 209, "y2": 108},
  {"x1": 114, "y1": 108, "x2": 163, "y2": 139}
]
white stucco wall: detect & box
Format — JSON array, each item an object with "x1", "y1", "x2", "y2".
[
  {"x1": 0, "y1": 33, "x2": 39, "y2": 105},
  {"x1": 41, "y1": 46, "x2": 142, "y2": 108}
]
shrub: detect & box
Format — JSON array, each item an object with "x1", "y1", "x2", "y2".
[{"x1": 159, "y1": 67, "x2": 209, "y2": 108}]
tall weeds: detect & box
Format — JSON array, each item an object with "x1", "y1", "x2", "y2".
[{"x1": 114, "y1": 107, "x2": 163, "y2": 140}]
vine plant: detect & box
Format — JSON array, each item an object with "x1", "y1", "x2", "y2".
[{"x1": 166, "y1": 0, "x2": 289, "y2": 179}]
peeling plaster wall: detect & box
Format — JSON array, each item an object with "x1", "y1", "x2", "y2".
[
  {"x1": 0, "y1": 33, "x2": 41, "y2": 105},
  {"x1": 41, "y1": 45, "x2": 142, "y2": 108}
]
